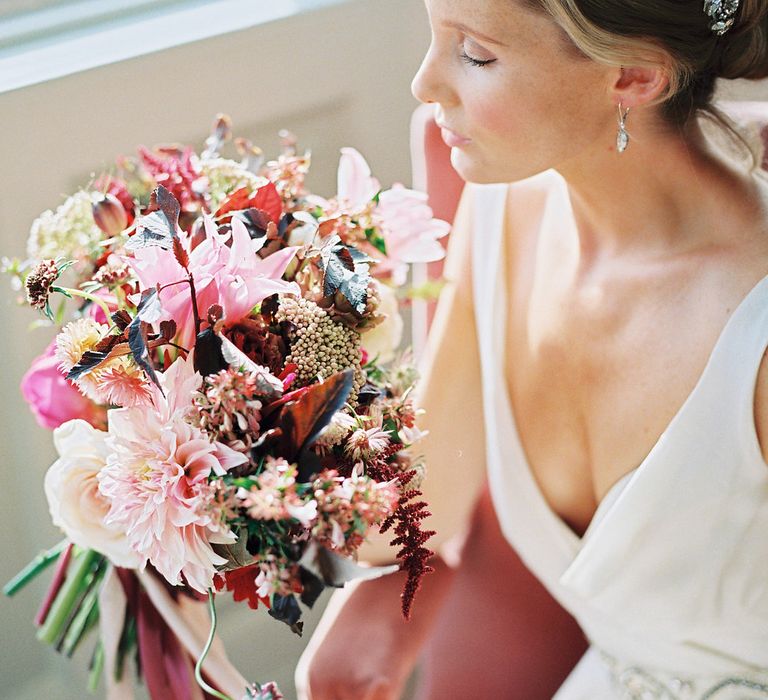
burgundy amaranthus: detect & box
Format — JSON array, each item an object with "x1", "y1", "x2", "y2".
[{"x1": 364, "y1": 444, "x2": 435, "y2": 619}]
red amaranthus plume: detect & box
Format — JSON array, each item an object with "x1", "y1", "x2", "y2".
[{"x1": 366, "y1": 454, "x2": 436, "y2": 620}]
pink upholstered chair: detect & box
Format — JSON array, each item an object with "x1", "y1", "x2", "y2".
[{"x1": 407, "y1": 100, "x2": 768, "y2": 699}]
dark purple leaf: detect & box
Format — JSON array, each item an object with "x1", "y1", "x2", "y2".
[
  {"x1": 125, "y1": 186, "x2": 180, "y2": 252},
  {"x1": 318, "y1": 242, "x2": 370, "y2": 313},
  {"x1": 66, "y1": 334, "x2": 124, "y2": 381},
  {"x1": 267, "y1": 594, "x2": 303, "y2": 636},
  {"x1": 193, "y1": 328, "x2": 226, "y2": 377},
  {"x1": 298, "y1": 567, "x2": 325, "y2": 609},
  {"x1": 298, "y1": 541, "x2": 399, "y2": 588},
  {"x1": 135, "y1": 288, "x2": 163, "y2": 325},
  {"x1": 128, "y1": 317, "x2": 162, "y2": 391}
]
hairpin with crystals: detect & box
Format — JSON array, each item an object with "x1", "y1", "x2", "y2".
[{"x1": 703, "y1": 0, "x2": 741, "y2": 36}]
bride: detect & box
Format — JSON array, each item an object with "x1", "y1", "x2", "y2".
[{"x1": 297, "y1": 0, "x2": 768, "y2": 697}]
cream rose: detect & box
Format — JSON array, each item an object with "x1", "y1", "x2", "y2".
[
  {"x1": 362, "y1": 281, "x2": 404, "y2": 364},
  {"x1": 45, "y1": 419, "x2": 140, "y2": 568}
]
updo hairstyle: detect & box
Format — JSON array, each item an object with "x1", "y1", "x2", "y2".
[{"x1": 521, "y1": 0, "x2": 768, "y2": 165}]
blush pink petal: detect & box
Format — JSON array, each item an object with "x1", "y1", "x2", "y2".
[
  {"x1": 98, "y1": 356, "x2": 246, "y2": 591},
  {"x1": 337, "y1": 147, "x2": 380, "y2": 211}
]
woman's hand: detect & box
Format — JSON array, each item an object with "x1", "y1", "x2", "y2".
[{"x1": 295, "y1": 558, "x2": 455, "y2": 700}]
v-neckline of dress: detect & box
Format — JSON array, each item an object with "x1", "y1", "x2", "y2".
[{"x1": 493, "y1": 178, "x2": 768, "y2": 554}]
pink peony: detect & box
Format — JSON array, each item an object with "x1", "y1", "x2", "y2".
[
  {"x1": 98, "y1": 356, "x2": 248, "y2": 592},
  {"x1": 128, "y1": 216, "x2": 301, "y2": 348},
  {"x1": 21, "y1": 340, "x2": 106, "y2": 430}
]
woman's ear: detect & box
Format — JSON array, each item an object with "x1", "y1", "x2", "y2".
[{"x1": 610, "y1": 65, "x2": 669, "y2": 109}]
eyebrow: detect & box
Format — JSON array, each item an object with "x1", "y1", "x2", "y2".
[{"x1": 440, "y1": 20, "x2": 508, "y2": 47}]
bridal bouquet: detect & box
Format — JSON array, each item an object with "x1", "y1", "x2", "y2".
[{"x1": 4, "y1": 116, "x2": 448, "y2": 699}]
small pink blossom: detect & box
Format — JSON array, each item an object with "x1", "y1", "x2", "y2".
[
  {"x1": 97, "y1": 356, "x2": 247, "y2": 592},
  {"x1": 21, "y1": 340, "x2": 106, "y2": 430},
  {"x1": 129, "y1": 216, "x2": 301, "y2": 348}
]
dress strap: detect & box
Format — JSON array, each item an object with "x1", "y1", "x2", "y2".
[{"x1": 710, "y1": 271, "x2": 768, "y2": 464}]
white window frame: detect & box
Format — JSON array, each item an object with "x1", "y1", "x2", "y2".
[{"x1": 0, "y1": 0, "x2": 351, "y2": 94}]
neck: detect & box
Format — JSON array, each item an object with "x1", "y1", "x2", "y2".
[{"x1": 553, "y1": 117, "x2": 763, "y2": 263}]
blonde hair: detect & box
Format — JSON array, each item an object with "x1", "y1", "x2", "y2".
[{"x1": 521, "y1": 0, "x2": 768, "y2": 167}]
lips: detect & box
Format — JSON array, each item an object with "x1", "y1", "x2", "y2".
[{"x1": 437, "y1": 123, "x2": 471, "y2": 147}]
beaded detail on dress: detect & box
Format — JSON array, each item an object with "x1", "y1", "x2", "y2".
[{"x1": 597, "y1": 647, "x2": 768, "y2": 699}]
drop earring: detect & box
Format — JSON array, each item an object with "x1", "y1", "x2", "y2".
[{"x1": 616, "y1": 102, "x2": 630, "y2": 154}]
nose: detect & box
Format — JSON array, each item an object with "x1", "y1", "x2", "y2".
[{"x1": 411, "y1": 42, "x2": 451, "y2": 106}]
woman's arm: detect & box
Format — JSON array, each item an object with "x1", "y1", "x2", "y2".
[
  {"x1": 355, "y1": 182, "x2": 489, "y2": 564},
  {"x1": 296, "y1": 183, "x2": 493, "y2": 699}
]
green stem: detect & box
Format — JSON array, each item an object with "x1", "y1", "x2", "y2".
[
  {"x1": 37, "y1": 549, "x2": 100, "y2": 646},
  {"x1": 56, "y1": 287, "x2": 112, "y2": 320},
  {"x1": 3, "y1": 540, "x2": 68, "y2": 597},
  {"x1": 88, "y1": 640, "x2": 105, "y2": 694},
  {"x1": 61, "y1": 561, "x2": 106, "y2": 657},
  {"x1": 194, "y1": 590, "x2": 234, "y2": 700}
]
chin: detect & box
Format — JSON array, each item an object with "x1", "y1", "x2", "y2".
[{"x1": 450, "y1": 147, "x2": 547, "y2": 185}]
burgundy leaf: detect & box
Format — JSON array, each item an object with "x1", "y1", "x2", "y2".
[
  {"x1": 159, "y1": 320, "x2": 177, "y2": 341},
  {"x1": 275, "y1": 369, "x2": 354, "y2": 465},
  {"x1": 173, "y1": 237, "x2": 190, "y2": 270},
  {"x1": 111, "y1": 310, "x2": 132, "y2": 331}
]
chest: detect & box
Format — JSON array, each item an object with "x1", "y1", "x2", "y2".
[{"x1": 500, "y1": 215, "x2": 768, "y2": 539}]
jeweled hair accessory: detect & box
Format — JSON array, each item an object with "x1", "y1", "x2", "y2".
[{"x1": 703, "y1": 0, "x2": 741, "y2": 36}]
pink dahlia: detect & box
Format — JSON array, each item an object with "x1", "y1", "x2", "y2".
[
  {"x1": 98, "y1": 356, "x2": 247, "y2": 591},
  {"x1": 129, "y1": 215, "x2": 300, "y2": 348}
]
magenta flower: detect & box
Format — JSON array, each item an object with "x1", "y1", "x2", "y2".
[
  {"x1": 129, "y1": 216, "x2": 301, "y2": 348},
  {"x1": 21, "y1": 340, "x2": 106, "y2": 431},
  {"x1": 98, "y1": 356, "x2": 248, "y2": 592}
]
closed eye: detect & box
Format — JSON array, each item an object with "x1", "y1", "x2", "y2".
[{"x1": 459, "y1": 50, "x2": 496, "y2": 67}]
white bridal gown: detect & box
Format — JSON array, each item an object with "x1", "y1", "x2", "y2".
[{"x1": 471, "y1": 175, "x2": 768, "y2": 699}]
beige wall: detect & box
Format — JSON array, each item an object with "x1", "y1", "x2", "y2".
[{"x1": 0, "y1": 1, "x2": 766, "y2": 696}]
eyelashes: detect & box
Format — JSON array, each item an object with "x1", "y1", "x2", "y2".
[{"x1": 459, "y1": 49, "x2": 496, "y2": 67}]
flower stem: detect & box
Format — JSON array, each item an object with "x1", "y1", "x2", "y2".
[
  {"x1": 194, "y1": 590, "x2": 234, "y2": 700},
  {"x1": 3, "y1": 539, "x2": 68, "y2": 597},
  {"x1": 88, "y1": 639, "x2": 105, "y2": 693},
  {"x1": 54, "y1": 286, "x2": 112, "y2": 320},
  {"x1": 61, "y1": 559, "x2": 106, "y2": 656},
  {"x1": 34, "y1": 542, "x2": 75, "y2": 627},
  {"x1": 37, "y1": 548, "x2": 100, "y2": 646}
]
